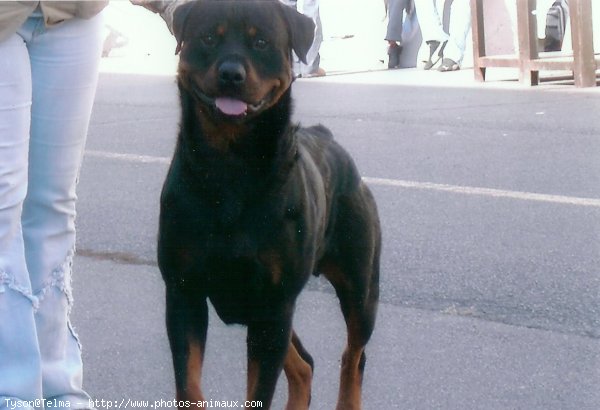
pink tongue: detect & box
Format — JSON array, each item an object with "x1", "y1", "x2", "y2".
[{"x1": 215, "y1": 97, "x2": 247, "y2": 116}]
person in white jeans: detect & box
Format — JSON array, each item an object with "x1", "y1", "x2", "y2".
[
  {"x1": 0, "y1": 9, "x2": 104, "y2": 410},
  {"x1": 414, "y1": 0, "x2": 471, "y2": 71},
  {"x1": 279, "y1": 0, "x2": 325, "y2": 77}
]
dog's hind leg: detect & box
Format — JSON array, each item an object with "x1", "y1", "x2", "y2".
[
  {"x1": 321, "y1": 259, "x2": 378, "y2": 410},
  {"x1": 283, "y1": 331, "x2": 314, "y2": 410},
  {"x1": 321, "y1": 190, "x2": 381, "y2": 410},
  {"x1": 165, "y1": 287, "x2": 209, "y2": 408},
  {"x1": 323, "y1": 256, "x2": 379, "y2": 410}
]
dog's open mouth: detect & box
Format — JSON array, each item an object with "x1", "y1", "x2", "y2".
[
  {"x1": 191, "y1": 83, "x2": 268, "y2": 118},
  {"x1": 215, "y1": 97, "x2": 267, "y2": 116}
]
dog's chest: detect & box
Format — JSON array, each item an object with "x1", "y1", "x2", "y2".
[
  {"x1": 169, "y1": 195, "x2": 299, "y2": 304},
  {"x1": 204, "y1": 246, "x2": 281, "y2": 324}
]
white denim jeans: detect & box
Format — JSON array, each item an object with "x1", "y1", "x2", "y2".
[{"x1": 0, "y1": 12, "x2": 103, "y2": 410}]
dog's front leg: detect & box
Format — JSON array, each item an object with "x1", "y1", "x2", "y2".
[
  {"x1": 246, "y1": 314, "x2": 293, "y2": 409},
  {"x1": 166, "y1": 286, "x2": 209, "y2": 409}
]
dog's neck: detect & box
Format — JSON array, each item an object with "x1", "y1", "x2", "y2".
[{"x1": 176, "y1": 84, "x2": 298, "y2": 192}]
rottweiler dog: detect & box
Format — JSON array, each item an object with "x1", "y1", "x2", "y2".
[{"x1": 158, "y1": 1, "x2": 380, "y2": 408}]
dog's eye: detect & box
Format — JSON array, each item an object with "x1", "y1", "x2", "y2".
[
  {"x1": 201, "y1": 34, "x2": 217, "y2": 47},
  {"x1": 253, "y1": 38, "x2": 269, "y2": 50}
]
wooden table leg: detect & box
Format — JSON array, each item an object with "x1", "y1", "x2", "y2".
[
  {"x1": 517, "y1": 0, "x2": 539, "y2": 86},
  {"x1": 471, "y1": 0, "x2": 487, "y2": 81},
  {"x1": 570, "y1": 0, "x2": 596, "y2": 87}
]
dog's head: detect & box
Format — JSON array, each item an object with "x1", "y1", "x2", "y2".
[{"x1": 173, "y1": 0, "x2": 315, "y2": 123}]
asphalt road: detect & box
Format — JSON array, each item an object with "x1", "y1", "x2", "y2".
[{"x1": 71, "y1": 70, "x2": 600, "y2": 409}]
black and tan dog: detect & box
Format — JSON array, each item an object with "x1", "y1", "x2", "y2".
[{"x1": 158, "y1": 1, "x2": 380, "y2": 408}]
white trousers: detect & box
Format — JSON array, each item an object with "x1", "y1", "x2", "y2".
[
  {"x1": 0, "y1": 12, "x2": 103, "y2": 410},
  {"x1": 414, "y1": 0, "x2": 471, "y2": 64},
  {"x1": 279, "y1": 0, "x2": 323, "y2": 75}
]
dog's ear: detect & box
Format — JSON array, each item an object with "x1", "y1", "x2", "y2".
[
  {"x1": 172, "y1": 1, "x2": 197, "y2": 54},
  {"x1": 278, "y1": 3, "x2": 315, "y2": 64}
]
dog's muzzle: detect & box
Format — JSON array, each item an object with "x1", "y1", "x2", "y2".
[{"x1": 190, "y1": 82, "x2": 268, "y2": 118}]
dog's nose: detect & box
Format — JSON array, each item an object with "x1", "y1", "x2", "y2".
[{"x1": 218, "y1": 61, "x2": 246, "y2": 87}]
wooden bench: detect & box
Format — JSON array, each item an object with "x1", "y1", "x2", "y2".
[{"x1": 470, "y1": 0, "x2": 599, "y2": 87}]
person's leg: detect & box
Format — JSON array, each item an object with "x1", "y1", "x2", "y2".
[
  {"x1": 0, "y1": 30, "x2": 42, "y2": 410},
  {"x1": 385, "y1": 0, "x2": 407, "y2": 68},
  {"x1": 386, "y1": 0, "x2": 406, "y2": 42},
  {"x1": 414, "y1": 0, "x2": 448, "y2": 42},
  {"x1": 279, "y1": 0, "x2": 323, "y2": 76},
  {"x1": 440, "y1": 0, "x2": 472, "y2": 67},
  {"x1": 414, "y1": 0, "x2": 448, "y2": 69},
  {"x1": 21, "y1": 13, "x2": 104, "y2": 409},
  {"x1": 544, "y1": 0, "x2": 569, "y2": 51},
  {"x1": 297, "y1": 0, "x2": 323, "y2": 76}
]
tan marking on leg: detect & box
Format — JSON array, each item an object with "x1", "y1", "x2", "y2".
[
  {"x1": 335, "y1": 345, "x2": 365, "y2": 410},
  {"x1": 177, "y1": 339, "x2": 206, "y2": 409},
  {"x1": 247, "y1": 358, "x2": 260, "y2": 402},
  {"x1": 283, "y1": 341, "x2": 312, "y2": 410}
]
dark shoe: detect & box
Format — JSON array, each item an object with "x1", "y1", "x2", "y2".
[
  {"x1": 387, "y1": 43, "x2": 402, "y2": 69},
  {"x1": 438, "y1": 58, "x2": 460, "y2": 72},
  {"x1": 423, "y1": 40, "x2": 446, "y2": 70}
]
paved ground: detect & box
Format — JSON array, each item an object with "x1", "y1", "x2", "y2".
[{"x1": 67, "y1": 3, "x2": 600, "y2": 410}]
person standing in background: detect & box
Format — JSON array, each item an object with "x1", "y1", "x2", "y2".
[
  {"x1": 136, "y1": 0, "x2": 325, "y2": 76},
  {"x1": 414, "y1": 0, "x2": 471, "y2": 71},
  {"x1": 0, "y1": 2, "x2": 107, "y2": 409},
  {"x1": 384, "y1": 0, "x2": 415, "y2": 69},
  {"x1": 544, "y1": 0, "x2": 569, "y2": 51},
  {"x1": 279, "y1": 0, "x2": 326, "y2": 77}
]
